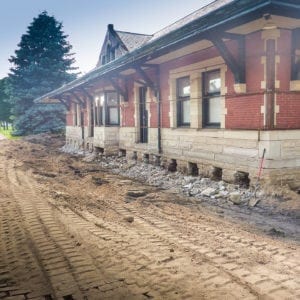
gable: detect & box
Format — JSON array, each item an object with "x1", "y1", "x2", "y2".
[{"x1": 96, "y1": 24, "x2": 152, "y2": 67}]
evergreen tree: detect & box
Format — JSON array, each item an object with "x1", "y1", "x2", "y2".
[
  {"x1": 0, "y1": 78, "x2": 12, "y2": 128},
  {"x1": 8, "y1": 11, "x2": 77, "y2": 135}
]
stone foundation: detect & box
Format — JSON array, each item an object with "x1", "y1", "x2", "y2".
[{"x1": 65, "y1": 125, "x2": 300, "y2": 189}]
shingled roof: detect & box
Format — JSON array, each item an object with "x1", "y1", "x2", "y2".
[
  {"x1": 150, "y1": 0, "x2": 233, "y2": 42},
  {"x1": 116, "y1": 30, "x2": 152, "y2": 52}
]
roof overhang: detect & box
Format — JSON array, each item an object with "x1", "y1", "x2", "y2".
[{"x1": 34, "y1": 0, "x2": 300, "y2": 103}]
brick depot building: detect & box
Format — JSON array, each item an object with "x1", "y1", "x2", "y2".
[{"x1": 37, "y1": 0, "x2": 300, "y2": 189}]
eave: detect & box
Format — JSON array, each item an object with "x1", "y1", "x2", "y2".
[{"x1": 35, "y1": 0, "x2": 300, "y2": 104}]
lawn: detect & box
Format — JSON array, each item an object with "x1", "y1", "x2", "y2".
[{"x1": 0, "y1": 127, "x2": 20, "y2": 140}]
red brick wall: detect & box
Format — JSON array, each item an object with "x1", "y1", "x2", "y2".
[
  {"x1": 275, "y1": 29, "x2": 300, "y2": 129},
  {"x1": 159, "y1": 66, "x2": 171, "y2": 128},
  {"x1": 122, "y1": 80, "x2": 135, "y2": 127},
  {"x1": 226, "y1": 95, "x2": 264, "y2": 129},
  {"x1": 71, "y1": 29, "x2": 299, "y2": 131},
  {"x1": 149, "y1": 89, "x2": 158, "y2": 128},
  {"x1": 245, "y1": 32, "x2": 265, "y2": 93},
  {"x1": 66, "y1": 110, "x2": 73, "y2": 126},
  {"x1": 277, "y1": 29, "x2": 292, "y2": 91},
  {"x1": 276, "y1": 92, "x2": 300, "y2": 128},
  {"x1": 225, "y1": 32, "x2": 266, "y2": 129}
]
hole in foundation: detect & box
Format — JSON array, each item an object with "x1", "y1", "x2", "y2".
[
  {"x1": 63, "y1": 296, "x2": 74, "y2": 300},
  {"x1": 188, "y1": 162, "x2": 199, "y2": 176},
  {"x1": 119, "y1": 149, "x2": 126, "y2": 157},
  {"x1": 211, "y1": 167, "x2": 222, "y2": 181},
  {"x1": 44, "y1": 295, "x2": 53, "y2": 300},
  {"x1": 143, "y1": 153, "x2": 150, "y2": 164},
  {"x1": 153, "y1": 155, "x2": 161, "y2": 166},
  {"x1": 132, "y1": 151, "x2": 138, "y2": 160},
  {"x1": 168, "y1": 159, "x2": 177, "y2": 172},
  {"x1": 94, "y1": 147, "x2": 104, "y2": 154},
  {"x1": 234, "y1": 171, "x2": 250, "y2": 188}
]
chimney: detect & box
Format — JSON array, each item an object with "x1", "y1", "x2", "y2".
[{"x1": 108, "y1": 24, "x2": 114, "y2": 31}]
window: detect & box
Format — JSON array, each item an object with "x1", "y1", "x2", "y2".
[
  {"x1": 111, "y1": 48, "x2": 116, "y2": 61},
  {"x1": 106, "y1": 91, "x2": 119, "y2": 125},
  {"x1": 203, "y1": 70, "x2": 221, "y2": 128},
  {"x1": 177, "y1": 77, "x2": 190, "y2": 126},
  {"x1": 103, "y1": 44, "x2": 116, "y2": 64},
  {"x1": 106, "y1": 45, "x2": 111, "y2": 63},
  {"x1": 95, "y1": 92, "x2": 119, "y2": 126},
  {"x1": 291, "y1": 28, "x2": 300, "y2": 80},
  {"x1": 94, "y1": 95, "x2": 104, "y2": 126}
]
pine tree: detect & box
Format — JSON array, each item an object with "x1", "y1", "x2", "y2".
[
  {"x1": 8, "y1": 11, "x2": 77, "y2": 135},
  {"x1": 0, "y1": 78, "x2": 12, "y2": 128}
]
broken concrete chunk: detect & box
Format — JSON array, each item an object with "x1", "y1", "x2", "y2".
[
  {"x1": 229, "y1": 191, "x2": 241, "y2": 204},
  {"x1": 201, "y1": 187, "x2": 217, "y2": 197},
  {"x1": 126, "y1": 189, "x2": 147, "y2": 198},
  {"x1": 184, "y1": 183, "x2": 193, "y2": 189},
  {"x1": 119, "y1": 179, "x2": 132, "y2": 185},
  {"x1": 248, "y1": 197, "x2": 260, "y2": 207}
]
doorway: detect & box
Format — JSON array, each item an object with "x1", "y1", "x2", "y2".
[{"x1": 139, "y1": 87, "x2": 148, "y2": 143}]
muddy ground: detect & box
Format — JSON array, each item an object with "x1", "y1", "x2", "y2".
[{"x1": 0, "y1": 134, "x2": 299, "y2": 300}]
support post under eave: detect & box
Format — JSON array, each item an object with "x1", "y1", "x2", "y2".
[
  {"x1": 154, "y1": 68, "x2": 162, "y2": 154},
  {"x1": 80, "y1": 87, "x2": 94, "y2": 137},
  {"x1": 210, "y1": 36, "x2": 245, "y2": 84}
]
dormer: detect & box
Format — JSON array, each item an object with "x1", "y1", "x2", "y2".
[{"x1": 97, "y1": 24, "x2": 152, "y2": 67}]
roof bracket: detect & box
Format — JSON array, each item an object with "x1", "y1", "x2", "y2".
[
  {"x1": 80, "y1": 87, "x2": 94, "y2": 103},
  {"x1": 134, "y1": 66, "x2": 156, "y2": 90},
  {"x1": 209, "y1": 35, "x2": 245, "y2": 83},
  {"x1": 56, "y1": 95, "x2": 70, "y2": 110},
  {"x1": 109, "y1": 77, "x2": 128, "y2": 101},
  {"x1": 70, "y1": 91, "x2": 85, "y2": 107}
]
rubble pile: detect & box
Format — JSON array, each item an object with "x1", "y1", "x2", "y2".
[
  {"x1": 95, "y1": 155, "x2": 256, "y2": 207},
  {"x1": 59, "y1": 143, "x2": 299, "y2": 241}
]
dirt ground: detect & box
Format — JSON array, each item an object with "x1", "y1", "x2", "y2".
[{"x1": 0, "y1": 134, "x2": 299, "y2": 300}]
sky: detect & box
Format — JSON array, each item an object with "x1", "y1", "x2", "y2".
[{"x1": 0, "y1": 0, "x2": 215, "y2": 79}]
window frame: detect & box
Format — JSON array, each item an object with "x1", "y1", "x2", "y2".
[
  {"x1": 94, "y1": 91, "x2": 120, "y2": 127},
  {"x1": 94, "y1": 95, "x2": 104, "y2": 127},
  {"x1": 176, "y1": 76, "x2": 191, "y2": 127},
  {"x1": 105, "y1": 91, "x2": 120, "y2": 126},
  {"x1": 202, "y1": 69, "x2": 221, "y2": 128},
  {"x1": 291, "y1": 28, "x2": 300, "y2": 81}
]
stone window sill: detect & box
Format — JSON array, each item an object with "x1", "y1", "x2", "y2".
[{"x1": 290, "y1": 80, "x2": 300, "y2": 91}]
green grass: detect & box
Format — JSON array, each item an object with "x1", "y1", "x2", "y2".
[{"x1": 0, "y1": 127, "x2": 21, "y2": 140}]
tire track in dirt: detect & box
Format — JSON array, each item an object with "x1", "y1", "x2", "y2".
[
  {"x1": 110, "y1": 201, "x2": 300, "y2": 299},
  {"x1": 1, "y1": 160, "x2": 140, "y2": 299},
  {"x1": 71, "y1": 174, "x2": 300, "y2": 300},
  {"x1": 1, "y1": 138, "x2": 300, "y2": 299},
  {"x1": 52, "y1": 204, "x2": 257, "y2": 300},
  {"x1": 46, "y1": 170, "x2": 300, "y2": 299}
]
